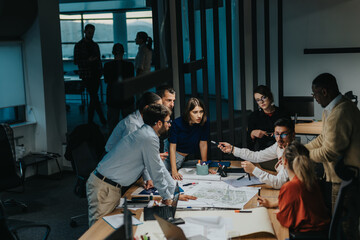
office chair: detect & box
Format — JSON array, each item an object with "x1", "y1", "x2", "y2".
[
  {"x1": 65, "y1": 123, "x2": 105, "y2": 227},
  {"x1": 289, "y1": 160, "x2": 359, "y2": 240},
  {"x1": 0, "y1": 124, "x2": 27, "y2": 212},
  {"x1": 0, "y1": 200, "x2": 50, "y2": 240}
]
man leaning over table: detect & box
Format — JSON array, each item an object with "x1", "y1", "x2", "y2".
[
  {"x1": 86, "y1": 104, "x2": 196, "y2": 226},
  {"x1": 305, "y1": 73, "x2": 360, "y2": 238},
  {"x1": 218, "y1": 118, "x2": 295, "y2": 189}
]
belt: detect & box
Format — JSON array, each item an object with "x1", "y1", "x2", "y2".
[{"x1": 94, "y1": 170, "x2": 121, "y2": 188}]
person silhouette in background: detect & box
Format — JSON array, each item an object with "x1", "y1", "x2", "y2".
[
  {"x1": 134, "y1": 31, "x2": 152, "y2": 76},
  {"x1": 74, "y1": 24, "x2": 106, "y2": 125},
  {"x1": 104, "y1": 43, "x2": 135, "y2": 133}
]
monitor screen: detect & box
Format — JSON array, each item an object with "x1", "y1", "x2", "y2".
[{"x1": 280, "y1": 96, "x2": 314, "y2": 117}]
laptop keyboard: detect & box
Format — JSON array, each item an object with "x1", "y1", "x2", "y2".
[{"x1": 157, "y1": 207, "x2": 173, "y2": 219}]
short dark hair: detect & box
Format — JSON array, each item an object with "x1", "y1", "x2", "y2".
[
  {"x1": 112, "y1": 43, "x2": 124, "y2": 55},
  {"x1": 138, "y1": 92, "x2": 162, "y2": 114},
  {"x1": 182, "y1": 98, "x2": 207, "y2": 126},
  {"x1": 274, "y1": 118, "x2": 294, "y2": 134},
  {"x1": 312, "y1": 73, "x2": 339, "y2": 93},
  {"x1": 143, "y1": 104, "x2": 171, "y2": 126},
  {"x1": 84, "y1": 24, "x2": 95, "y2": 31},
  {"x1": 156, "y1": 85, "x2": 176, "y2": 98},
  {"x1": 253, "y1": 85, "x2": 274, "y2": 103}
]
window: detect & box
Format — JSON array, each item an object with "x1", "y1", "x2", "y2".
[
  {"x1": 126, "y1": 11, "x2": 153, "y2": 58},
  {"x1": 60, "y1": 13, "x2": 114, "y2": 60},
  {"x1": 0, "y1": 42, "x2": 26, "y2": 124}
]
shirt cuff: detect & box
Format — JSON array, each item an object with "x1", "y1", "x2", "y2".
[{"x1": 252, "y1": 167, "x2": 262, "y2": 177}]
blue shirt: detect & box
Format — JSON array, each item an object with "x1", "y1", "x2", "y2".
[
  {"x1": 169, "y1": 116, "x2": 209, "y2": 154},
  {"x1": 97, "y1": 124, "x2": 176, "y2": 200}
]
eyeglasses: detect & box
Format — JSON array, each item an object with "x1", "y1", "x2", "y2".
[
  {"x1": 274, "y1": 132, "x2": 289, "y2": 139},
  {"x1": 162, "y1": 119, "x2": 172, "y2": 124},
  {"x1": 255, "y1": 96, "x2": 268, "y2": 103}
]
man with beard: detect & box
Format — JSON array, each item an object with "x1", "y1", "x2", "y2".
[
  {"x1": 86, "y1": 104, "x2": 196, "y2": 226},
  {"x1": 218, "y1": 118, "x2": 295, "y2": 189}
]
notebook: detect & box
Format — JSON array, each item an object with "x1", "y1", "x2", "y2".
[{"x1": 105, "y1": 197, "x2": 132, "y2": 240}]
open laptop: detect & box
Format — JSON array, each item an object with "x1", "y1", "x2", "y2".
[
  {"x1": 154, "y1": 214, "x2": 208, "y2": 240},
  {"x1": 143, "y1": 182, "x2": 182, "y2": 223},
  {"x1": 105, "y1": 197, "x2": 133, "y2": 240}
]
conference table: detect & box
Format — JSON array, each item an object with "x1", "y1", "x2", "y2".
[{"x1": 80, "y1": 162, "x2": 289, "y2": 240}]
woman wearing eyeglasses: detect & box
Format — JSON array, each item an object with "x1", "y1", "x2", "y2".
[
  {"x1": 248, "y1": 85, "x2": 290, "y2": 151},
  {"x1": 164, "y1": 98, "x2": 210, "y2": 180},
  {"x1": 257, "y1": 141, "x2": 330, "y2": 232}
]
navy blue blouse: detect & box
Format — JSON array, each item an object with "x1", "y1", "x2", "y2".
[{"x1": 169, "y1": 116, "x2": 209, "y2": 154}]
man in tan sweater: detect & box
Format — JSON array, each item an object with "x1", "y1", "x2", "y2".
[{"x1": 305, "y1": 73, "x2": 360, "y2": 238}]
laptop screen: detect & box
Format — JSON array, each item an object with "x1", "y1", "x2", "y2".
[{"x1": 171, "y1": 182, "x2": 180, "y2": 216}]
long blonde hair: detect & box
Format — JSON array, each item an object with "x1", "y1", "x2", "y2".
[{"x1": 285, "y1": 141, "x2": 316, "y2": 191}]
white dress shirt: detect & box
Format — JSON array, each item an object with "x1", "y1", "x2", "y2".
[
  {"x1": 233, "y1": 143, "x2": 288, "y2": 189},
  {"x1": 106, "y1": 110, "x2": 143, "y2": 152},
  {"x1": 135, "y1": 43, "x2": 152, "y2": 73},
  {"x1": 97, "y1": 124, "x2": 176, "y2": 200}
]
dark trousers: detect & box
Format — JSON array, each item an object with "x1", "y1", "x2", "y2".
[{"x1": 83, "y1": 78, "x2": 106, "y2": 124}]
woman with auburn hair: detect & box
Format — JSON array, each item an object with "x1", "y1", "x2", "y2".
[
  {"x1": 257, "y1": 141, "x2": 330, "y2": 232},
  {"x1": 248, "y1": 85, "x2": 290, "y2": 151},
  {"x1": 164, "y1": 98, "x2": 209, "y2": 180}
]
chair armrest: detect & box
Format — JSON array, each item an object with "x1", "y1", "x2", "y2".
[{"x1": 289, "y1": 230, "x2": 328, "y2": 240}]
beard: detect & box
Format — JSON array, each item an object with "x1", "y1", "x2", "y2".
[{"x1": 158, "y1": 125, "x2": 169, "y2": 138}]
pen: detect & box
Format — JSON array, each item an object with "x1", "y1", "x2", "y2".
[
  {"x1": 234, "y1": 210, "x2": 252, "y2": 213},
  {"x1": 247, "y1": 173, "x2": 251, "y2": 181},
  {"x1": 183, "y1": 182, "x2": 197, "y2": 186},
  {"x1": 236, "y1": 175, "x2": 245, "y2": 180}
]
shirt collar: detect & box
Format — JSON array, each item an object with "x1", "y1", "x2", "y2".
[
  {"x1": 324, "y1": 94, "x2": 342, "y2": 112},
  {"x1": 135, "y1": 110, "x2": 143, "y2": 123}
]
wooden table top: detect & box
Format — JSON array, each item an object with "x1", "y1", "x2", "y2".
[
  {"x1": 295, "y1": 121, "x2": 322, "y2": 135},
  {"x1": 79, "y1": 162, "x2": 289, "y2": 240}
]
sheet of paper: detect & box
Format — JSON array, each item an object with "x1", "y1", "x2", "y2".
[
  {"x1": 223, "y1": 176, "x2": 264, "y2": 188},
  {"x1": 177, "y1": 181, "x2": 259, "y2": 209},
  {"x1": 135, "y1": 208, "x2": 275, "y2": 239},
  {"x1": 179, "y1": 216, "x2": 228, "y2": 240},
  {"x1": 178, "y1": 168, "x2": 221, "y2": 181},
  {"x1": 177, "y1": 208, "x2": 275, "y2": 238},
  {"x1": 103, "y1": 213, "x2": 143, "y2": 229}
]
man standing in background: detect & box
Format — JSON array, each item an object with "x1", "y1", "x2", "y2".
[{"x1": 74, "y1": 24, "x2": 106, "y2": 125}]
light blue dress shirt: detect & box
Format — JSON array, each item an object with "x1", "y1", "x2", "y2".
[
  {"x1": 105, "y1": 110, "x2": 144, "y2": 152},
  {"x1": 96, "y1": 124, "x2": 176, "y2": 200}
]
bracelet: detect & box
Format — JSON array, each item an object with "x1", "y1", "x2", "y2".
[{"x1": 231, "y1": 145, "x2": 234, "y2": 154}]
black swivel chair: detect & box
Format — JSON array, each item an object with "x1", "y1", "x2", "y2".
[
  {"x1": 0, "y1": 123, "x2": 27, "y2": 212},
  {"x1": 289, "y1": 159, "x2": 359, "y2": 240},
  {"x1": 65, "y1": 123, "x2": 105, "y2": 227},
  {"x1": 0, "y1": 200, "x2": 50, "y2": 240}
]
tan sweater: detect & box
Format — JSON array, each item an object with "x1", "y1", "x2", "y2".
[{"x1": 305, "y1": 97, "x2": 360, "y2": 183}]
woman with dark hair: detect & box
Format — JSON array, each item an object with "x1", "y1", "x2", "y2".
[
  {"x1": 248, "y1": 85, "x2": 290, "y2": 151},
  {"x1": 165, "y1": 98, "x2": 209, "y2": 180},
  {"x1": 257, "y1": 141, "x2": 330, "y2": 232},
  {"x1": 134, "y1": 31, "x2": 152, "y2": 76}
]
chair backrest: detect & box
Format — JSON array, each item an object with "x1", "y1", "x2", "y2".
[
  {"x1": 0, "y1": 124, "x2": 21, "y2": 190},
  {"x1": 67, "y1": 123, "x2": 105, "y2": 198},
  {"x1": 65, "y1": 123, "x2": 105, "y2": 164},
  {"x1": 0, "y1": 201, "x2": 16, "y2": 240},
  {"x1": 72, "y1": 141, "x2": 99, "y2": 179},
  {"x1": 329, "y1": 159, "x2": 359, "y2": 240}
]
